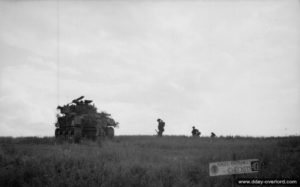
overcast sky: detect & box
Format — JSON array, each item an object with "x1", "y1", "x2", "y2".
[{"x1": 0, "y1": 0, "x2": 299, "y2": 137}]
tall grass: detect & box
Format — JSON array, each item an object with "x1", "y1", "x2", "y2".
[{"x1": 0, "y1": 136, "x2": 299, "y2": 187}]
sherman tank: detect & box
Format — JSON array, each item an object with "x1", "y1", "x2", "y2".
[{"x1": 54, "y1": 96, "x2": 118, "y2": 143}]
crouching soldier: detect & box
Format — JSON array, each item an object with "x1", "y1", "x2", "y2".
[
  {"x1": 211, "y1": 132, "x2": 216, "y2": 138},
  {"x1": 192, "y1": 126, "x2": 201, "y2": 137}
]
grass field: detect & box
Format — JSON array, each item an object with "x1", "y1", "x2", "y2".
[{"x1": 0, "y1": 136, "x2": 299, "y2": 187}]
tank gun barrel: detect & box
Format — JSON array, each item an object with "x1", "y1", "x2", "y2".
[{"x1": 72, "y1": 96, "x2": 84, "y2": 104}]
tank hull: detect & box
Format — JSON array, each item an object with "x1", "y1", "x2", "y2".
[{"x1": 55, "y1": 126, "x2": 115, "y2": 143}]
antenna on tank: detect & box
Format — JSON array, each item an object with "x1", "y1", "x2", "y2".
[{"x1": 56, "y1": 0, "x2": 60, "y2": 105}]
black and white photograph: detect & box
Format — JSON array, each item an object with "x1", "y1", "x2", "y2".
[{"x1": 0, "y1": 0, "x2": 299, "y2": 186}]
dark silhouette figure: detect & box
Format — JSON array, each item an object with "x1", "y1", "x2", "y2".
[
  {"x1": 192, "y1": 126, "x2": 201, "y2": 137},
  {"x1": 156, "y1": 118, "x2": 165, "y2": 137},
  {"x1": 211, "y1": 132, "x2": 216, "y2": 138},
  {"x1": 55, "y1": 96, "x2": 118, "y2": 143}
]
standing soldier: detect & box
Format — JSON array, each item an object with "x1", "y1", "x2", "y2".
[
  {"x1": 191, "y1": 126, "x2": 201, "y2": 137},
  {"x1": 156, "y1": 118, "x2": 165, "y2": 137}
]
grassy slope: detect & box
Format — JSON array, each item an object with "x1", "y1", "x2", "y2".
[{"x1": 0, "y1": 136, "x2": 299, "y2": 187}]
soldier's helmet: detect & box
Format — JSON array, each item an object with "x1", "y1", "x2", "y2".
[
  {"x1": 157, "y1": 118, "x2": 161, "y2": 122},
  {"x1": 192, "y1": 126, "x2": 195, "y2": 129}
]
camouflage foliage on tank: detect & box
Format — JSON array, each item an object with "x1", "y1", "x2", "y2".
[{"x1": 55, "y1": 96, "x2": 118, "y2": 143}]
